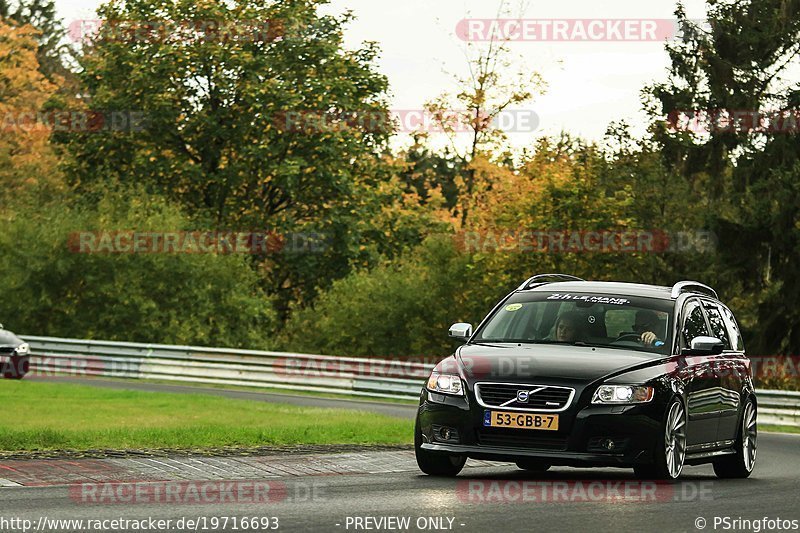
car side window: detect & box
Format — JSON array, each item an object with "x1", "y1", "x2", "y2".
[
  {"x1": 719, "y1": 304, "x2": 745, "y2": 352},
  {"x1": 681, "y1": 299, "x2": 709, "y2": 347},
  {"x1": 703, "y1": 302, "x2": 731, "y2": 350}
]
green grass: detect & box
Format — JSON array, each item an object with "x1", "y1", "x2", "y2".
[
  {"x1": 112, "y1": 376, "x2": 420, "y2": 405},
  {"x1": 0, "y1": 381, "x2": 413, "y2": 451},
  {"x1": 759, "y1": 423, "x2": 800, "y2": 434}
]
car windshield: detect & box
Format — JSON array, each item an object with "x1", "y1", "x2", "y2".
[{"x1": 473, "y1": 292, "x2": 673, "y2": 355}]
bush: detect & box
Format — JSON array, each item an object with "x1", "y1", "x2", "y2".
[
  {"x1": 279, "y1": 236, "x2": 482, "y2": 358},
  {"x1": 0, "y1": 188, "x2": 276, "y2": 348}
]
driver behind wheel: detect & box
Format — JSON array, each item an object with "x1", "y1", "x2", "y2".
[{"x1": 632, "y1": 310, "x2": 663, "y2": 346}]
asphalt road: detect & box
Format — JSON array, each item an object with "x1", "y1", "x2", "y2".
[
  {"x1": 1, "y1": 433, "x2": 799, "y2": 533},
  {"x1": 10, "y1": 377, "x2": 800, "y2": 532}
]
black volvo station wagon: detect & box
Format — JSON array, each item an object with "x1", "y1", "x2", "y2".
[{"x1": 415, "y1": 274, "x2": 756, "y2": 480}]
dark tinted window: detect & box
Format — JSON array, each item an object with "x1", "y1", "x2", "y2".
[
  {"x1": 720, "y1": 304, "x2": 744, "y2": 352},
  {"x1": 682, "y1": 300, "x2": 709, "y2": 346},
  {"x1": 703, "y1": 302, "x2": 731, "y2": 350}
]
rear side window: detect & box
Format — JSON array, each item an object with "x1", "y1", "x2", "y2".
[
  {"x1": 682, "y1": 299, "x2": 709, "y2": 347},
  {"x1": 703, "y1": 302, "x2": 731, "y2": 350},
  {"x1": 719, "y1": 304, "x2": 745, "y2": 352}
]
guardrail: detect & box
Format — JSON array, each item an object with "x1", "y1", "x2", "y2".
[
  {"x1": 18, "y1": 336, "x2": 800, "y2": 426},
  {"x1": 755, "y1": 390, "x2": 800, "y2": 427},
  {"x1": 22, "y1": 336, "x2": 428, "y2": 400}
]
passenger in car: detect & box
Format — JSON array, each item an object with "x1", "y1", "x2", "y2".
[{"x1": 553, "y1": 311, "x2": 588, "y2": 342}]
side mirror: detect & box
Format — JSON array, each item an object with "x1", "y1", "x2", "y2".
[
  {"x1": 0, "y1": 323, "x2": 3, "y2": 330},
  {"x1": 448, "y1": 322, "x2": 473, "y2": 341},
  {"x1": 685, "y1": 336, "x2": 724, "y2": 355}
]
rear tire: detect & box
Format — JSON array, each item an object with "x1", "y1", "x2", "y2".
[
  {"x1": 515, "y1": 460, "x2": 550, "y2": 472},
  {"x1": 2, "y1": 355, "x2": 29, "y2": 379},
  {"x1": 634, "y1": 396, "x2": 686, "y2": 480},
  {"x1": 713, "y1": 398, "x2": 756, "y2": 479},
  {"x1": 414, "y1": 420, "x2": 466, "y2": 477}
]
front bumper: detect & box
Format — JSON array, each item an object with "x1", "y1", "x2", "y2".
[
  {"x1": 417, "y1": 388, "x2": 666, "y2": 467},
  {"x1": 420, "y1": 442, "x2": 637, "y2": 465}
]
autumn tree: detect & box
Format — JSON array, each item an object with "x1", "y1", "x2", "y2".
[
  {"x1": 426, "y1": 1, "x2": 546, "y2": 226},
  {"x1": 60, "y1": 0, "x2": 396, "y2": 317},
  {"x1": 0, "y1": 0, "x2": 74, "y2": 83},
  {"x1": 395, "y1": 134, "x2": 463, "y2": 212},
  {"x1": 646, "y1": 0, "x2": 800, "y2": 353},
  {"x1": 0, "y1": 21, "x2": 64, "y2": 203}
]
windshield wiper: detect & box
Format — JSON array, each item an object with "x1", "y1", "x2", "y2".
[
  {"x1": 474, "y1": 339, "x2": 652, "y2": 351},
  {"x1": 468, "y1": 341, "x2": 511, "y2": 347},
  {"x1": 473, "y1": 339, "x2": 575, "y2": 346}
]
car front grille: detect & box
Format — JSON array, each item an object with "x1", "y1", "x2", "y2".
[
  {"x1": 476, "y1": 429, "x2": 568, "y2": 450},
  {"x1": 475, "y1": 383, "x2": 574, "y2": 411}
]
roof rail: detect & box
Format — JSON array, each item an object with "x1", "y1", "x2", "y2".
[
  {"x1": 670, "y1": 280, "x2": 718, "y2": 299},
  {"x1": 517, "y1": 274, "x2": 585, "y2": 291}
]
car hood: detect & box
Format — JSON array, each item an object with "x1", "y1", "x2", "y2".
[
  {"x1": 454, "y1": 343, "x2": 661, "y2": 386},
  {"x1": 0, "y1": 329, "x2": 24, "y2": 348}
]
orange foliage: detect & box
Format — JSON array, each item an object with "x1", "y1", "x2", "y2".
[{"x1": 0, "y1": 22, "x2": 64, "y2": 199}]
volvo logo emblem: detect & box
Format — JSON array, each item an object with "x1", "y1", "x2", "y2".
[{"x1": 516, "y1": 390, "x2": 529, "y2": 403}]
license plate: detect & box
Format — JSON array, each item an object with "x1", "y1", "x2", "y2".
[{"x1": 483, "y1": 410, "x2": 559, "y2": 431}]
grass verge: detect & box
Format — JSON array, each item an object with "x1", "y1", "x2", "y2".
[
  {"x1": 759, "y1": 423, "x2": 800, "y2": 434},
  {"x1": 97, "y1": 375, "x2": 420, "y2": 404},
  {"x1": 0, "y1": 380, "x2": 413, "y2": 451}
]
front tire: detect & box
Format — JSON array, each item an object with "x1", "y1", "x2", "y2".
[
  {"x1": 2, "y1": 355, "x2": 29, "y2": 379},
  {"x1": 414, "y1": 420, "x2": 466, "y2": 476},
  {"x1": 634, "y1": 396, "x2": 686, "y2": 480},
  {"x1": 713, "y1": 398, "x2": 756, "y2": 479}
]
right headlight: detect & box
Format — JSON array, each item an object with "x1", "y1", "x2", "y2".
[
  {"x1": 14, "y1": 342, "x2": 30, "y2": 356},
  {"x1": 592, "y1": 384, "x2": 654, "y2": 404},
  {"x1": 426, "y1": 372, "x2": 464, "y2": 396}
]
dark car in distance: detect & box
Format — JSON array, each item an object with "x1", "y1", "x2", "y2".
[
  {"x1": 0, "y1": 324, "x2": 30, "y2": 380},
  {"x1": 415, "y1": 274, "x2": 756, "y2": 480}
]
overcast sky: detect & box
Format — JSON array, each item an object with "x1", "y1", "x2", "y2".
[{"x1": 53, "y1": 0, "x2": 709, "y2": 150}]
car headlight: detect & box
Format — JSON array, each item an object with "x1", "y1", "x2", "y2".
[
  {"x1": 426, "y1": 372, "x2": 464, "y2": 396},
  {"x1": 592, "y1": 385, "x2": 654, "y2": 404},
  {"x1": 15, "y1": 342, "x2": 29, "y2": 356}
]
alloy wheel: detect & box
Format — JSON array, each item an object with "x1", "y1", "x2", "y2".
[
  {"x1": 742, "y1": 401, "x2": 757, "y2": 472},
  {"x1": 664, "y1": 401, "x2": 687, "y2": 478}
]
